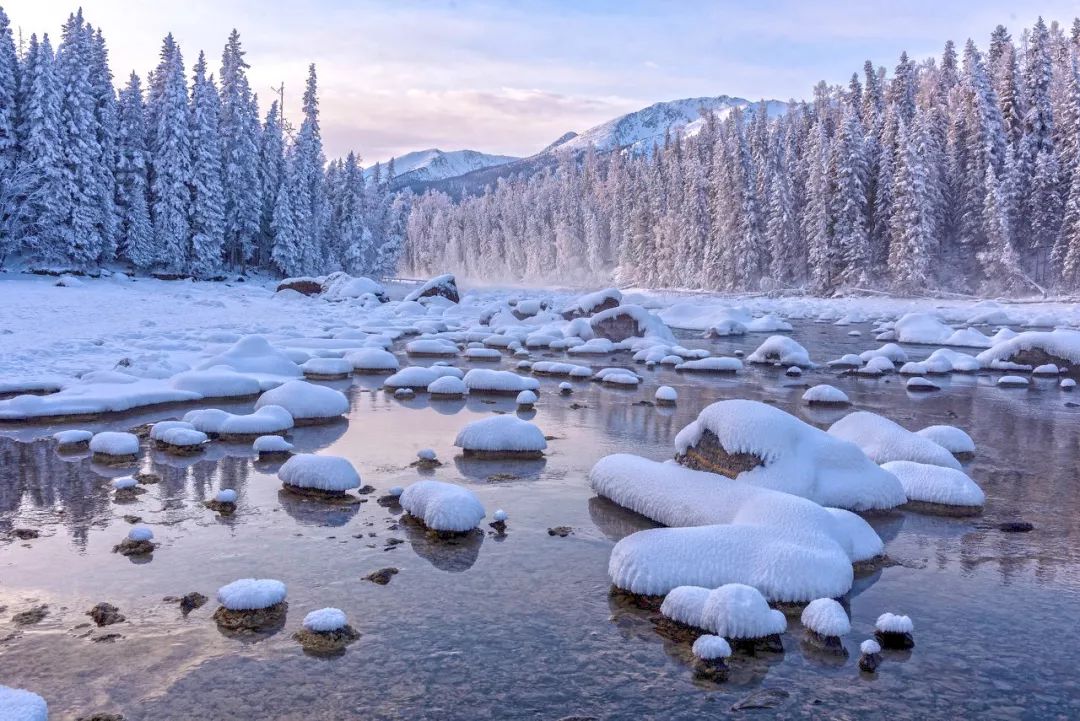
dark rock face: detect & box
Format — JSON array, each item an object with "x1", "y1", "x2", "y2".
[
  {"x1": 275, "y1": 277, "x2": 322, "y2": 295},
  {"x1": 203, "y1": 499, "x2": 237, "y2": 515},
  {"x1": 999, "y1": 521, "x2": 1035, "y2": 533},
  {"x1": 561, "y1": 295, "x2": 619, "y2": 321},
  {"x1": 547, "y1": 526, "x2": 573, "y2": 537},
  {"x1": 859, "y1": 652, "x2": 881, "y2": 673},
  {"x1": 730, "y1": 633, "x2": 784, "y2": 655},
  {"x1": 364, "y1": 567, "x2": 399, "y2": 585},
  {"x1": 178, "y1": 592, "x2": 208, "y2": 614},
  {"x1": 675, "y1": 429, "x2": 764, "y2": 479},
  {"x1": 692, "y1": 657, "x2": 729, "y2": 682},
  {"x1": 293, "y1": 625, "x2": 360, "y2": 654},
  {"x1": 12, "y1": 528, "x2": 39, "y2": 540},
  {"x1": 875, "y1": 629, "x2": 915, "y2": 650},
  {"x1": 591, "y1": 310, "x2": 641, "y2": 342},
  {"x1": 87, "y1": 602, "x2": 125, "y2": 627},
  {"x1": 212, "y1": 601, "x2": 288, "y2": 632},
  {"x1": 803, "y1": 629, "x2": 848, "y2": 654},
  {"x1": 410, "y1": 275, "x2": 460, "y2": 303},
  {"x1": 112, "y1": 538, "x2": 155, "y2": 556},
  {"x1": 1007, "y1": 348, "x2": 1076, "y2": 377},
  {"x1": 901, "y1": 499, "x2": 983, "y2": 517}
]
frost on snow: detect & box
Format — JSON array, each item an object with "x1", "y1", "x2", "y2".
[
  {"x1": 916, "y1": 425, "x2": 975, "y2": 456},
  {"x1": 454, "y1": 415, "x2": 547, "y2": 455},
  {"x1": 881, "y1": 461, "x2": 985, "y2": 511},
  {"x1": 399, "y1": 480, "x2": 485, "y2": 532},
  {"x1": 89, "y1": 431, "x2": 140, "y2": 456},
  {"x1": 827, "y1": 411, "x2": 962, "y2": 470},
  {"x1": 278, "y1": 454, "x2": 361, "y2": 492},
  {"x1": 217, "y1": 578, "x2": 287, "y2": 610},
  {"x1": 185, "y1": 405, "x2": 294, "y2": 437},
  {"x1": 800, "y1": 598, "x2": 851, "y2": 637},
  {"x1": 302, "y1": 607, "x2": 348, "y2": 632},
  {"x1": 0, "y1": 685, "x2": 48, "y2": 721},
  {"x1": 674, "y1": 400, "x2": 905, "y2": 511},
  {"x1": 746, "y1": 336, "x2": 812, "y2": 367},
  {"x1": 255, "y1": 381, "x2": 349, "y2": 422}
]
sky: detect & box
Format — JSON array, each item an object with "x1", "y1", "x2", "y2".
[{"x1": 4, "y1": 1, "x2": 1078, "y2": 164}]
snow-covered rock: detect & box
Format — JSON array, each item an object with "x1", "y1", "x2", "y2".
[
  {"x1": 454, "y1": 415, "x2": 546, "y2": 457},
  {"x1": 828, "y1": 411, "x2": 962, "y2": 470},
  {"x1": 675, "y1": 357, "x2": 742, "y2": 373},
  {"x1": 691, "y1": 634, "x2": 732, "y2": 660},
  {"x1": 400, "y1": 480, "x2": 485, "y2": 532},
  {"x1": 977, "y1": 329, "x2": 1080, "y2": 373},
  {"x1": 882, "y1": 460, "x2": 985, "y2": 514},
  {"x1": 278, "y1": 454, "x2": 361, "y2": 493},
  {"x1": 674, "y1": 400, "x2": 905, "y2": 511},
  {"x1": 463, "y1": 368, "x2": 539, "y2": 394},
  {"x1": 383, "y1": 365, "x2": 464, "y2": 390},
  {"x1": 0, "y1": 685, "x2": 48, "y2": 721},
  {"x1": 916, "y1": 425, "x2": 975, "y2": 457},
  {"x1": 302, "y1": 607, "x2": 349, "y2": 632},
  {"x1": 168, "y1": 368, "x2": 262, "y2": 398},
  {"x1": 196, "y1": 335, "x2": 302, "y2": 377},
  {"x1": 590, "y1": 304, "x2": 674, "y2": 343},
  {"x1": 561, "y1": 288, "x2": 622, "y2": 319},
  {"x1": 184, "y1": 405, "x2": 294, "y2": 438},
  {"x1": 997, "y1": 375, "x2": 1030, "y2": 387},
  {"x1": 345, "y1": 348, "x2": 400, "y2": 373},
  {"x1": 254, "y1": 435, "x2": 294, "y2": 454},
  {"x1": 747, "y1": 336, "x2": 811, "y2": 367},
  {"x1": 802, "y1": 384, "x2": 849, "y2": 406},
  {"x1": 406, "y1": 338, "x2": 459, "y2": 356},
  {"x1": 217, "y1": 578, "x2": 287, "y2": 610},
  {"x1": 404, "y1": 274, "x2": 459, "y2": 303},
  {"x1": 427, "y1": 375, "x2": 469, "y2": 397},
  {"x1": 301, "y1": 357, "x2": 352, "y2": 379},
  {"x1": 893, "y1": 313, "x2": 953, "y2": 345},
  {"x1": 655, "y1": 385, "x2": 677, "y2": 405},
  {"x1": 702, "y1": 584, "x2": 787, "y2": 639},
  {"x1": 90, "y1": 431, "x2": 140, "y2": 458},
  {"x1": 801, "y1": 598, "x2": 850, "y2": 638},
  {"x1": 54, "y1": 429, "x2": 92, "y2": 448},
  {"x1": 255, "y1": 381, "x2": 348, "y2": 424}
]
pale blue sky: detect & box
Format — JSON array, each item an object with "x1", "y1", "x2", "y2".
[{"x1": 4, "y1": 1, "x2": 1076, "y2": 162}]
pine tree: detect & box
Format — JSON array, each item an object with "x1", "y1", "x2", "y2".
[
  {"x1": 188, "y1": 51, "x2": 225, "y2": 277},
  {"x1": 0, "y1": 6, "x2": 17, "y2": 177},
  {"x1": 831, "y1": 106, "x2": 870, "y2": 285},
  {"x1": 88, "y1": 26, "x2": 119, "y2": 260},
  {"x1": 978, "y1": 164, "x2": 1022, "y2": 289},
  {"x1": 257, "y1": 100, "x2": 285, "y2": 266},
  {"x1": 888, "y1": 115, "x2": 936, "y2": 290},
  {"x1": 219, "y1": 30, "x2": 260, "y2": 267},
  {"x1": 115, "y1": 72, "x2": 153, "y2": 268},
  {"x1": 147, "y1": 34, "x2": 190, "y2": 272}
]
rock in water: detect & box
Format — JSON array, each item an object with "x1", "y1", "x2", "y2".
[{"x1": 731, "y1": 688, "x2": 790, "y2": 711}]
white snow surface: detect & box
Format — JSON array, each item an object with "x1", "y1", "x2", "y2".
[
  {"x1": 977, "y1": 329, "x2": 1080, "y2": 367},
  {"x1": 800, "y1": 598, "x2": 851, "y2": 637},
  {"x1": 701, "y1": 584, "x2": 787, "y2": 638},
  {"x1": 463, "y1": 368, "x2": 539, "y2": 393},
  {"x1": 278, "y1": 454, "x2": 361, "y2": 492},
  {"x1": 53, "y1": 429, "x2": 92, "y2": 445},
  {"x1": 399, "y1": 480, "x2": 485, "y2": 532},
  {"x1": 127, "y1": 526, "x2": 154, "y2": 541},
  {"x1": 0, "y1": 685, "x2": 48, "y2": 721},
  {"x1": 216, "y1": 578, "x2": 287, "y2": 610},
  {"x1": 675, "y1": 357, "x2": 742, "y2": 373},
  {"x1": 860, "y1": 639, "x2": 882, "y2": 654},
  {"x1": 674, "y1": 400, "x2": 906, "y2": 511},
  {"x1": 875, "y1": 612, "x2": 914, "y2": 633},
  {"x1": 253, "y1": 435, "x2": 294, "y2": 452},
  {"x1": 454, "y1": 415, "x2": 547, "y2": 453},
  {"x1": 691, "y1": 634, "x2": 732, "y2": 660},
  {"x1": 882, "y1": 461, "x2": 985, "y2": 507},
  {"x1": 302, "y1": 607, "x2": 349, "y2": 632},
  {"x1": 802, "y1": 384, "x2": 849, "y2": 404},
  {"x1": 916, "y1": 425, "x2": 975, "y2": 455},
  {"x1": 184, "y1": 405, "x2": 294, "y2": 435},
  {"x1": 828, "y1": 411, "x2": 962, "y2": 470},
  {"x1": 255, "y1": 381, "x2": 349, "y2": 420},
  {"x1": 216, "y1": 489, "x2": 238, "y2": 503},
  {"x1": 89, "y1": 431, "x2": 140, "y2": 456},
  {"x1": 655, "y1": 385, "x2": 678, "y2": 402},
  {"x1": 345, "y1": 348, "x2": 399, "y2": 371},
  {"x1": 384, "y1": 365, "x2": 464, "y2": 389},
  {"x1": 427, "y1": 375, "x2": 469, "y2": 396},
  {"x1": 747, "y1": 336, "x2": 811, "y2": 367}
]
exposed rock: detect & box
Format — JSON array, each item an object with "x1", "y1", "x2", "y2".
[
  {"x1": 562, "y1": 296, "x2": 619, "y2": 321},
  {"x1": 293, "y1": 625, "x2": 360, "y2": 654},
  {"x1": 112, "y1": 538, "x2": 155, "y2": 556},
  {"x1": 461, "y1": 448, "x2": 544, "y2": 460},
  {"x1": 281, "y1": 483, "x2": 361, "y2": 503},
  {"x1": 692, "y1": 657, "x2": 729, "y2": 682},
  {"x1": 12, "y1": 528, "x2": 39, "y2": 540},
  {"x1": 122, "y1": 515, "x2": 142, "y2": 524},
  {"x1": 405, "y1": 274, "x2": 459, "y2": 303},
  {"x1": 203, "y1": 499, "x2": 237, "y2": 515},
  {"x1": 12, "y1": 605, "x2": 49, "y2": 625},
  {"x1": 730, "y1": 634, "x2": 784, "y2": 655},
  {"x1": 489, "y1": 520, "x2": 507, "y2": 534},
  {"x1": 859, "y1": 652, "x2": 881, "y2": 673},
  {"x1": 547, "y1": 526, "x2": 573, "y2": 537},
  {"x1": 87, "y1": 603, "x2": 125, "y2": 627},
  {"x1": 875, "y1": 629, "x2": 915, "y2": 650},
  {"x1": 276, "y1": 277, "x2": 322, "y2": 295},
  {"x1": 93, "y1": 452, "x2": 139, "y2": 466},
  {"x1": 999, "y1": 521, "x2": 1034, "y2": 533},
  {"x1": 364, "y1": 567, "x2": 399, "y2": 585},
  {"x1": 803, "y1": 629, "x2": 847, "y2": 654},
  {"x1": 591, "y1": 309, "x2": 642, "y2": 342},
  {"x1": 901, "y1": 499, "x2": 983, "y2": 517},
  {"x1": 675, "y1": 428, "x2": 763, "y2": 478},
  {"x1": 134, "y1": 471, "x2": 161, "y2": 484},
  {"x1": 76, "y1": 714, "x2": 125, "y2": 721},
  {"x1": 1006, "y1": 348, "x2": 1076, "y2": 377},
  {"x1": 212, "y1": 601, "x2": 288, "y2": 632},
  {"x1": 179, "y1": 592, "x2": 208, "y2": 615},
  {"x1": 113, "y1": 485, "x2": 147, "y2": 503}
]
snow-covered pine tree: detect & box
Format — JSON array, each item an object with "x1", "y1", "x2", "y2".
[
  {"x1": 88, "y1": 26, "x2": 119, "y2": 261},
  {"x1": 0, "y1": 7, "x2": 17, "y2": 178},
  {"x1": 830, "y1": 105, "x2": 870, "y2": 285},
  {"x1": 188, "y1": 51, "x2": 225, "y2": 278},
  {"x1": 115, "y1": 72, "x2": 153, "y2": 269},
  {"x1": 256, "y1": 100, "x2": 285, "y2": 266},
  {"x1": 147, "y1": 34, "x2": 191, "y2": 273},
  {"x1": 219, "y1": 30, "x2": 260, "y2": 268},
  {"x1": 978, "y1": 164, "x2": 1023, "y2": 290}
]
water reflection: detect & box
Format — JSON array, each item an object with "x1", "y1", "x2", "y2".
[{"x1": 401, "y1": 518, "x2": 483, "y2": 572}]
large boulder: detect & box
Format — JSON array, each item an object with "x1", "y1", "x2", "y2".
[
  {"x1": 276, "y1": 276, "x2": 323, "y2": 296},
  {"x1": 561, "y1": 288, "x2": 622, "y2": 320},
  {"x1": 404, "y1": 274, "x2": 459, "y2": 303},
  {"x1": 589, "y1": 304, "x2": 673, "y2": 343}
]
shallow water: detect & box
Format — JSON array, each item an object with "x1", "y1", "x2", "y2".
[{"x1": 2, "y1": 322, "x2": 1079, "y2": 720}]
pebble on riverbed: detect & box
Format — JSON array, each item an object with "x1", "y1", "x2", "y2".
[
  {"x1": 111, "y1": 476, "x2": 146, "y2": 502},
  {"x1": 363, "y1": 567, "x2": 399, "y2": 585}
]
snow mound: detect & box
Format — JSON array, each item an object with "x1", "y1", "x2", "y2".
[
  {"x1": 301, "y1": 357, "x2": 352, "y2": 376},
  {"x1": 590, "y1": 304, "x2": 675, "y2": 342},
  {"x1": 384, "y1": 365, "x2": 464, "y2": 389},
  {"x1": 128, "y1": 526, "x2": 154, "y2": 541},
  {"x1": 800, "y1": 598, "x2": 851, "y2": 637},
  {"x1": 54, "y1": 429, "x2": 93, "y2": 445},
  {"x1": 746, "y1": 313, "x2": 792, "y2": 332},
  {"x1": 216, "y1": 489, "x2": 238, "y2": 503},
  {"x1": 90, "y1": 431, "x2": 139, "y2": 456},
  {"x1": 691, "y1": 634, "x2": 732, "y2": 660},
  {"x1": 320, "y1": 273, "x2": 385, "y2": 301},
  {"x1": 802, "y1": 384, "x2": 849, "y2": 405},
  {"x1": 463, "y1": 368, "x2": 539, "y2": 393},
  {"x1": 346, "y1": 348, "x2": 400, "y2": 372},
  {"x1": 185, "y1": 405, "x2": 294, "y2": 436},
  {"x1": 747, "y1": 336, "x2": 811, "y2": 367},
  {"x1": 916, "y1": 425, "x2": 975, "y2": 455},
  {"x1": 561, "y1": 287, "x2": 622, "y2": 318},
  {"x1": 861, "y1": 639, "x2": 881, "y2": 655},
  {"x1": 997, "y1": 375, "x2": 1030, "y2": 387},
  {"x1": 196, "y1": 335, "x2": 301, "y2": 377},
  {"x1": 906, "y1": 377, "x2": 939, "y2": 391},
  {"x1": 217, "y1": 578, "x2": 287, "y2": 610},
  {"x1": 875, "y1": 612, "x2": 913, "y2": 633},
  {"x1": 302, "y1": 607, "x2": 348, "y2": 632},
  {"x1": 894, "y1": 313, "x2": 953, "y2": 344},
  {"x1": 675, "y1": 357, "x2": 742, "y2": 373},
  {"x1": 255, "y1": 381, "x2": 348, "y2": 421},
  {"x1": 674, "y1": 400, "x2": 906, "y2": 511},
  {"x1": 113, "y1": 476, "x2": 137, "y2": 490},
  {"x1": 428, "y1": 375, "x2": 469, "y2": 396},
  {"x1": 169, "y1": 368, "x2": 262, "y2": 397},
  {"x1": 655, "y1": 385, "x2": 677, "y2": 402},
  {"x1": 659, "y1": 585, "x2": 712, "y2": 626},
  {"x1": 881, "y1": 461, "x2": 985, "y2": 509},
  {"x1": 400, "y1": 480, "x2": 485, "y2": 532},
  {"x1": 465, "y1": 347, "x2": 503, "y2": 360},
  {"x1": 516, "y1": 390, "x2": 538, "y2": 405},
  {"x1": 531, "y1": 361, "x2": 592, "y2": 377},
  {"x1": 406, "y1": 338, "x2": 459, "y2": 356},
  {"x1": 977, "y1": 329, "x2": 1080, "y2": 368},
  {"x1": 454, "y1": 415, "x2": 547, "y2": 453},
  {"x1": 701, "y1": 584, "x2": 787, "y2": 638},
  {"x1": 404, "y1": 273, "x2": 458, "y2": 303},
  {"x1": 860, "y1": 343, "x2": 907, "y2": 363},
  {"x1": 0, "y1": 686, "x2": 48, "y2": 721},
  {"x1": 278, "y1": 454, "x2": 361, "y2": 492},
  {"x1": 828, "y1": 411, "x2": 962, "y2": 470}
]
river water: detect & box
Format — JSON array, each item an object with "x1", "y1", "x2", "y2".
[{"x1": 1, "y1": 322, "x2": 1077, "y2": 720}]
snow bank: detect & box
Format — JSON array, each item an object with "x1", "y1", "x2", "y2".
[
  {"x1": 302, "y1": 607, "x2": 348, "y2": 632},
  {"x1": 882, "y1": 461, "x2": 985, "y2": 510},
  {"x1": 828, "y1": 411, "x2": 962, "y2": 470},
  {"x1": 0, "y1": 686, "x2": 48, "y2": 721},
  {"x1": 400, "y1": 480, "x2": 485, "y2": 532},
  {"x1": 916, "y1": 425, "x2": 975, "y2": 456},
  {"x1": 301, "y1": 357, "x2": 352, "y2": 377},
  {"x1": 184, "y1": 405, "x2": 294, "y2": 436},
  {"x1": 89, "y1": 431, "x2": 140, "y2": 456},
  {"x1": 976, "y1": 329, "x2": 1080, "y2": 369},
  {"x1": 894, "y1": 313, "x2": 953, "y2": 344},
  {"x1": 196, "y1": 335, "x2": 301, "y2": 377},
  {"x1": 0, "y1": 377, "x2": 201, "y2": 421},
  {"x1": 217, "y1": 578, "x2": 287, "y2": 610},
  {"x1": 278, "y1": 454, "x2": 361, "y2": 492},
  {"x1": 801, "y1": 598, "x2": 851, "y2": 637},
  {"x1": 454, "y1": 415, "x2": 547, "y2": 454},
  {"x1": 255, "y1": 381, "x2": 348, "y2": 422},
  {"x1": 745, "y1": 313, "x2": 792, "y2": 333},
  {"x1": 747, "y1": 336, "x2": 811, "y2": 367},
  {"x1": 674, "y1": 400, "x2": 905, "y2": 511},
  {"x1": 463, "y1": 368, "x2": 539, "y2": 393}
]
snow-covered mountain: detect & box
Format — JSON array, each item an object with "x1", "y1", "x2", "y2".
[
  {"x1": 368, "y1": 148, "x2": 519, "y2": 185},
  {"x1": 555, "y1": 96, "x2": 787, "y2": 155}
]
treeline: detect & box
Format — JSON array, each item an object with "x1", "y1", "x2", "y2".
[
  {"x1": 0, "y1": 7, "x2": 405, "y2": 278},
  {"x1": 405, "y1": 17, "x2": 1080, "y2": 295}
]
